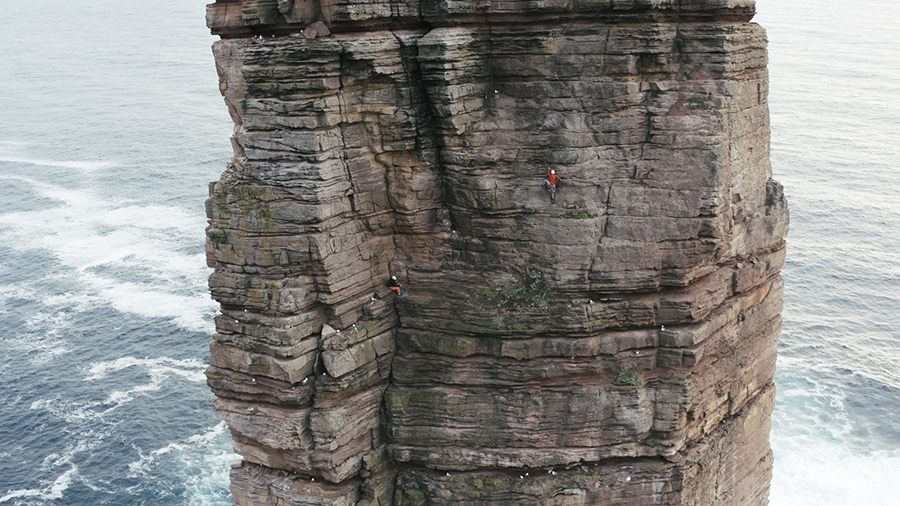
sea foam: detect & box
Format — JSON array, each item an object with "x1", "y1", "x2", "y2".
[
  {"x1": 0, "y1": 155, "x2": 114, "y2": 172},
  {"x1": 0, "y1": 467, "x2": 78, "y2": 504},
  {"x1": 770, "y1": 440, "x2": 900, "y2": 506},
  {"x1": 0, "y1": 175, "x2": 216, "y2": 334},
  {"x1": 86, "y1": 355, "x2": 208, "y2": 408}
]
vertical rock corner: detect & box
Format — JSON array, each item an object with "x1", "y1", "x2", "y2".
[{"x1": 203, "y1": 0, "x2": 788, "y2": 504}]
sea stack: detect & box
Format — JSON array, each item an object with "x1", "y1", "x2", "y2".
[{"x1": 203, "y1": 0, "x2": 789, "y2": 503}]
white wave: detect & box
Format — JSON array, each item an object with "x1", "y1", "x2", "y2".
[
  {"x1": 29, "y1": 397, "x2": 105, "y2": 425},
  {"x1": 172, "y1": 422, "x2": 236, "y2": 506},
  {"x1": 26, "y1": 356, "x2": 207, "y2": 426},
  {"x1": 1, "y1": 290, "x2": 77, "y2": 364},
  {"x1": 97, "y1": 203, "x2": 204, "y2": 231},
  {"x1": 0, "y1": 181, "x2": 206, "y2": 275},
  {"x1": 128, "y1": 421, "x2": 230, "y2": 472},
  {"x1": 0, "y1": 155, "x2": 115, "y2": 172},
  {"x1": 773, "y1": 357, "x2": 900, "y2": 504},
  {"x1": 86, "y1": 355, "x2": 207, "y2": 407},
  {"x1": 182, "y1": 458, "x2": 234, "y2": 506},
  {"x1": 85, "y1": 356, "x2": 206, "y2": 382},
  {"x1": 0, "y1": 280, "x2": 40, "y2": 309},
  {"x1": 156, "y1": 420, "x2": 230, "y2": 456},
  {"x1": 125, "y1": 421, "x2": 235, "y2": 503},
  {"x1": 21, "y1": 362, "x2": 225, "y2": 501},
  {"x1": 770, "y1": 439, "x2": 900, "y2": 506},
  {"x1": 0, "y1": 466, "x2": 78, "y2": 504},
  {"x1": 0, "y1": 175, "x2": 216, "y2": 333},
  {"x1": 79, "y1": 271, "x2": 216, "y2": 334},
  {"x1": 775, "y1": 371, "x2": 855, "y2": 441},
  {"x1": 0, "y1": 436, "x2": 92, "y2": 504}
]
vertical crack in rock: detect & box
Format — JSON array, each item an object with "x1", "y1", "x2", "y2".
[{"x1": 204, "y1": 1, "x2": 788, "y2": 504}]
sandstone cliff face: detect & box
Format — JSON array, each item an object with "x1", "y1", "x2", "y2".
[{"x1": 204, "y1": 1, "x2": 788, "y2": 504}]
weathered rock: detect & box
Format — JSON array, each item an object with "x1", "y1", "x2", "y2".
[{"x1": 204, "y1": 0, "x2": 788, "y2": 503}]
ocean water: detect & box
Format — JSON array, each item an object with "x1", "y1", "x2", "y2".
[
  {"x1": 0, "y1": 0, "x2": 235, "y2": 504},
  {"x1": 756, "y1": 0, "x2": 900, "y2": 504},
  {"x1": 0, "y1": 0, "x2": 897, "y2": 504}
]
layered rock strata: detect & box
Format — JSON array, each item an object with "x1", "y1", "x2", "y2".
[{"x1": 204, "y1": 0, "x2": 788, "y2": 504}]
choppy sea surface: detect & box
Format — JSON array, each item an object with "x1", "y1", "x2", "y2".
[
  {"x1": 0, "y1": 0, "x2": 897, "y2": 504},
  {"x1": 0, "y1": 0, "x2": 234, "y2": 504},
  {"x1": 757, "y1": 0, "x2": 900, "y2": 503}
]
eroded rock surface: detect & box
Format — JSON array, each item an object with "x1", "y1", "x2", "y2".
[{"x1": 204, "y1": 0, "x2": 788, "y2": 504}]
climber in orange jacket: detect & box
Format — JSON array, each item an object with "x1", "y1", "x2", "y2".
[
  {"x1": 546, "y1": 168, "x2": 562, "y2": 189},
  {"x1": 544, "y1": 168, "x2": 562, "y2": 202}
]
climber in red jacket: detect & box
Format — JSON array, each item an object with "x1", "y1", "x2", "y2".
[{"x1": 544, "y1": 168, "x2": 562, "y2": 202}]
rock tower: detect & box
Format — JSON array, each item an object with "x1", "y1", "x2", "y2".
[{"x1": 204, "y1": 0, "x2": 789, "y2": 503}]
